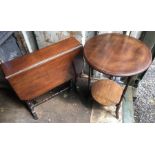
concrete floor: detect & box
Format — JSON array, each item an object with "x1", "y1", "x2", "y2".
[
  {"x1": 0, "y1": 79, "x2": 92, "y2": 123},
  {"x1": 0, "y1": 78, "x2": 131, "y2": 123}
]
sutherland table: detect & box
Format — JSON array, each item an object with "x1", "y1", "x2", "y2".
[
  {"x1": 1, "y1": 37, "x2": 83, "y2": 119},
  {"x1": 84, "y1": 33, "x2": 152, "y2": 118}
]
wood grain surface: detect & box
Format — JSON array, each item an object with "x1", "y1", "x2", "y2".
[
  {"x1": 1, "y1": 37, "x2": 83, "y2": 100},
  {"x1": 84, "y1": 33, "x2": 152, "y2": 76},
  {"x1": 91, "y1": 80, "x2": 123, "y2": 106}
]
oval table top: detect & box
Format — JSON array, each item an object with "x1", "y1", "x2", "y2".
[{"x1": 84, "y1": 33, "x2": 152, "y2": 76}]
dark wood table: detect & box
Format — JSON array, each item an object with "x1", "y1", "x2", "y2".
[
  {"x1": 84, "y1": 33, "x2": 152, "y2": 118},
  {"x1": 1, "y1": 37, "x2": 83, "y2": 119}
]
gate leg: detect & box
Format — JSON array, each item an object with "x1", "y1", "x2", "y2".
[{"x1": 25, "y1": 100, "x2": 38, "y2": 120}]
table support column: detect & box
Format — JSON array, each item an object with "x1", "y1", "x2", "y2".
[
  {"x1": 88, "y1": 65, "x2": 91, "y2": 91},
  {"x1": 88, "y1": 65, "x2": 93, "y2": 91}
]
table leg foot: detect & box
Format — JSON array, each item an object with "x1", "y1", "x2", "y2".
[
  {"x1": 116, "y1": 103, "x2": 120, "y2": 119},
  {"x1": 25, "y1": 100, "x2": 38, "y2": 120}
]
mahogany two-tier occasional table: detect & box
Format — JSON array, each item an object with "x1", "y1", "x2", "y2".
[{"x1": 84, "y1": 33, "x2": 152, "y2": 119}]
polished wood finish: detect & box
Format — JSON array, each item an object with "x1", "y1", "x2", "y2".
[
  {"x1": 1, "y1": 37, "x2": 83, "y2": 100},
  {"x1": 91, "y1": 80, "x2": 123, "y2": 106},
  {"x1": 84, "y1": 33, "x2": 152, "y2": 77}
]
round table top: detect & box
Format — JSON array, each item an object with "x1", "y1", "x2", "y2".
[{"x1": 84, "y1": 33, "x2": 152, "y2": 76}]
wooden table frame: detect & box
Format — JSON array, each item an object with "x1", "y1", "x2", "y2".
[
  {"x1": 84, "y1": 33, "x2": 152, "y2": 120},
  {"x1": 24, "y1": 58, "x2": 79, "y2": 120},
  {"x1": 1, "y1": 37, "x2": 83, "y2": 120},
  {"x1": 87, "y1": 65, "x2": 132, "y2": 119}
]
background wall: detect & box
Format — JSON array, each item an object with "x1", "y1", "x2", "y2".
[{"x1": 34, "y1": 31, "x2": 82, "y2": 49}]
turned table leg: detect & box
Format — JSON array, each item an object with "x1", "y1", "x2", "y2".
[
  {"x1": 71, "y1": 62, "x2": 78, "y2": 91},
  {"x1": 25, "y1": 100, "x2": 38, "y2": 120},
  {"x1": 116, "y1": 76, "x2": 131, "y2": 119}
]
